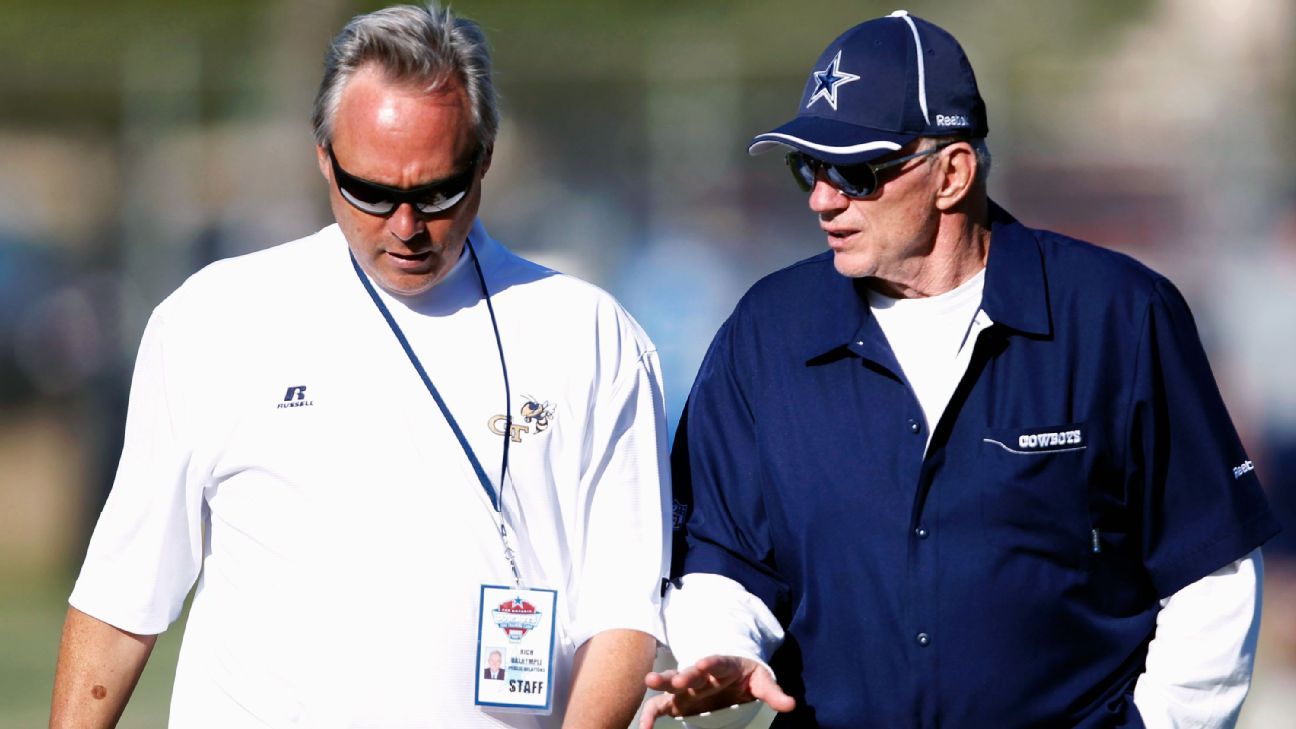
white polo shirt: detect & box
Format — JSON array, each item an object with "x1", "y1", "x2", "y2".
[{"x1": 70, "y1": 221, "x2": 671, "y2": 728}]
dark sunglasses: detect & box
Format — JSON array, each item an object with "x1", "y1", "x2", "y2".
[
  {"x1": 327, "y1": 145, "x2": 483, "y2": 216},
  {"x1": 786, "y1": 138, "x2": 960, "y2": 198}
]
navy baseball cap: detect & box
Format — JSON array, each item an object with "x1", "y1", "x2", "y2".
[{"x1": 749, "y1": 10, "x2": 988, "y2": 165}]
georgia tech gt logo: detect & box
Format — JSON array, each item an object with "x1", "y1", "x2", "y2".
[{"x1": 488, "y1": 395, "x2": 556, "y2": 443}]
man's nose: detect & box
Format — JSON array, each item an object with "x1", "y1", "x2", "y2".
[
  {"x1": 808, "y1": 173, "x2": 849, "y2": 214},
  {"x1": 386, "y1": 202, "x2": 426, "y2": 242}
]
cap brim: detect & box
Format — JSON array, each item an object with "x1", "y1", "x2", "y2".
[{"x1": 748, "y1": 116, "x2": 919, "y2": 165}]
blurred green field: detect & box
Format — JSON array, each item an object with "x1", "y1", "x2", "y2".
[{"x1": 0, "y1": 573, "x2": 186, "y2": 729}]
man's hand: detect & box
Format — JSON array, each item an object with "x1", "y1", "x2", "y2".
[{"x1": 639, "y1": 655, "x2": 795, "y2": 728}]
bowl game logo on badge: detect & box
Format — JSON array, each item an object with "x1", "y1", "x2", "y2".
[{"x1": 493, "y1": 596, "x2": 542, "y2": 641}]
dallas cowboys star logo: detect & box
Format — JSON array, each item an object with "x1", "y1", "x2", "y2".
[{"x1": 806, "y1": 50, "x2": 860, "y2": 111}]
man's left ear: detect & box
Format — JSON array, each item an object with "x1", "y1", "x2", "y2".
[{"x1": 934, "y1": 142, "x2": 976, "y2": 211}]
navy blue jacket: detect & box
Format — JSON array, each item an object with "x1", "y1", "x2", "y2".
[{"x1": 672, "y1": 204, "x2": 1279, "y2": 728}]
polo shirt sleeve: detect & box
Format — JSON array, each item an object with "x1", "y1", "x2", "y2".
[
  {"x1": 68, "y1": 309, "x2": 204, "y2": 635},
  {"x1": 673, "y1": 314, "x2": 789, "y2": 616},
  {"x1": 568, "y1": 348, "x2": 671, "y2": 649},
  {"x1": 1130, "y1": 279, "x2": 1280, "y2": 598}
]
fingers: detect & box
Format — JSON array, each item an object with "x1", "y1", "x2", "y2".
[
  {"x1": 637, "y1": 692, "x2": 676, "y2": 729},
  {"x1": 691, "y1": 654, "x2": 747, "y2": 681},
  {"x1": 648, "y1": 662, "x2": 730, "y2": 695},
  {"x1": 668, "y1": 663, "x2": 713, "y2": 692},
  {"x1": 747, "y1": 667, "x2": 797, "y2": 713},
  {"x1": 640, "y1": 655, "x2": 747, "y2": 724},
  {"x1": 641, "y1": 655, "x2": 794, "y2": 723},
  {"x1": 643, "y1": 669, "x2": 678, "y2": 691}
]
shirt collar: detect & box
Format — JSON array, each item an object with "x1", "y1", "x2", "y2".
[
  {"x1": 465, "y1": 218, "x2": 504, "y2": 272},
  {"x1": 978, "y1": 202, "x2": 1050, "y2": 337},
  {"x1": 805, "y1": 200, "x2": 1051, "y2": 363}
]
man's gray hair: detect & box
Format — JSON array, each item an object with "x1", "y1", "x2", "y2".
[
  {"x1": 311, "y1": 2, "x2": 499, "y2": 149},
  {"x1": 920, "y1": 136, "x2": 992, "y2": 185},
  {"x1": 969, "y1": 138, "x2": 992, "y2": 185}
]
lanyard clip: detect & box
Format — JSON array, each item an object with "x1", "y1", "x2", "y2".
[{"x1": 500, "y1": 523, "x2": 523, "y2": 587}]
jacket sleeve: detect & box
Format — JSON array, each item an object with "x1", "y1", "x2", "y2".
[
  {"x1": 1129, "y1": 278, "x2": 1279, "y2": 598},
  {"x1": 673, "y1": 314, "x2": 789, "y2": 616}
]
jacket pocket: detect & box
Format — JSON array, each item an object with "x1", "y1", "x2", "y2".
[{"x1": 979, "y1": 423, "x2": 1091, "y2": 568}]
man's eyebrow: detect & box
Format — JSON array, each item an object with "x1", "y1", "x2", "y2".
[
  {"x1": 405, "y1": 157, "x2": 478, "y2": 190},
  {"x1": 351, "y1": 162, "x2": 474, "y2": 192},
  {"x1": 418, "y1": 163, "x2": 475, "y2": 189}
]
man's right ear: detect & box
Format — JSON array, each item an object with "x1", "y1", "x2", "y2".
[{"x1": 315, "y1": 145, "x2": 331, "y2": 181}]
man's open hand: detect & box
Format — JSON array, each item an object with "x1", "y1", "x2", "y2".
[{"x1": 639, "y1": 655, "x2": 795, "y2": 728}]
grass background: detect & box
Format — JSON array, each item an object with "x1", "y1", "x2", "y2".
[{"x1": 0, "y1": 573, "x2": 186, "y2": 728}]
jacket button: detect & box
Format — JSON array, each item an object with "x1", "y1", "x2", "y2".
[
  {"x1": 916, "y1": 632, "x2": 931, "y2": 647},
  {"x1": 909, "y1": 420, "x2": 920, "y2": 434}
]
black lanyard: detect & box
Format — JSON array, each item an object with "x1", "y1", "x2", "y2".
[{"x1": 349, "y1": 239, "x2": 513, "y2": 512}]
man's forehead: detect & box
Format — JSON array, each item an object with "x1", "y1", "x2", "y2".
[
  {"x1": 339, "y1": 66, "x2": 471, "y2": 130},
  {"x1": 330, "y1": 67, "x2": 476, "y2": 169}
]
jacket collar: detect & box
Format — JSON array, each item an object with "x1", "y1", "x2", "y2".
[{"x1": 805, "y1": 200, "x2": 1050, "y2": 365}]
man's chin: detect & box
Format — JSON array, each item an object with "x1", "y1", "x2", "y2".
[
  {"x1": 380, "y1": 275, "x2": 441, "y2": 297},
  {"x1": 831, "y1": 252, "x2": 874, "y2": 279},
  {"x1": 368, "y1": 264, "x2": 447, "y2": 297}
]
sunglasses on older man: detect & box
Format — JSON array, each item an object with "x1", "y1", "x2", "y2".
[
  {"x1": 327, "y1": 145, "x2": 483, "y2": 216},
  {"x1": 786, "y1": 138, "x2": 960, "y2": 199}
]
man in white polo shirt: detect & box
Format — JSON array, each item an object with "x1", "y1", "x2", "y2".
[{"x1": 50, "y1": 3, "x2": 670, "y2": 728}]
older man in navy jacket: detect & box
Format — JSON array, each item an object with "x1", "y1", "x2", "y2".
[{"x1": 643, "y1": 10, "x2": 1278, "y2": 729}]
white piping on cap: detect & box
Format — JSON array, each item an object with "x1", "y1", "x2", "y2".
[
  {"x1": 749, "y1": 133, "x2": 902, "y2": 155},
  {"x1": 888, "y1": 10, "x2": 929, "y2": 124}
]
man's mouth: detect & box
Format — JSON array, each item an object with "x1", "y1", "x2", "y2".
[
  {"x1": 384, "y1": 250, "x2": 434, "y2": 271},
  {"x1": 823, "y1": 228, "x2": 856, "y2": 246},
  {"x1": 387, "y1": 250, "x2": 431, "y2": 261}
]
